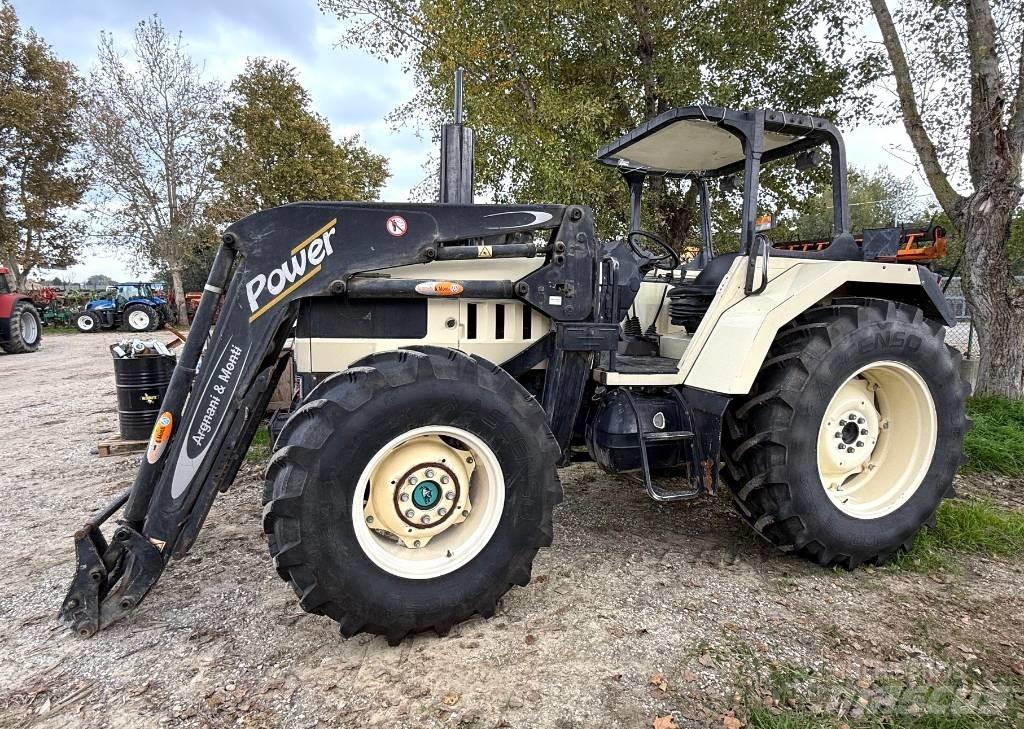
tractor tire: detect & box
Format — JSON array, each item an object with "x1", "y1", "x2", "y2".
[
  {"x1": 75, "y1": 311, "x2": 100, "y2": 333},
  {"x1": 1, "y1": 300, "x2": 42, "y2": 353},
  {"x1": 262, "y1": 346, "x2": 562, "y2": 644},
  {"x1": 723, "y1": 297, "x2": 969, "y2": 568},
  {"x1": 124, "y1": 304, "x2": 157, "y2": 333}
]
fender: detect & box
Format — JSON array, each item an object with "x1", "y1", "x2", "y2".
[
  {"x1": 680, "y1": 258, "x2": 955, "y2": 394},
  {"x1": 0, "y1": 292, "x2": 31, "y2": 319}
]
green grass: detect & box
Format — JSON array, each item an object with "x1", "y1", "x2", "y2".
[
  {"x1": 894, "y1": 499, "x2": 1024, "y2": 571},
  {"x1": 245, "y1": 427, "x2": 272, "y2": 463},
  {"x1": 962, "y1": 396, "x2": 1024, "y2": 477},
  {"x1": 747, "y1": 708, "x2": 1015, "y2": 729}
]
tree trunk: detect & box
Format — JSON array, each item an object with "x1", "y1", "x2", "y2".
[
  {"x1": 170, "y1": 266, "x2": 188, "y2": 326},
  {"x1": 961, "y1": 183, "x2": 1024, "y2": 398}
]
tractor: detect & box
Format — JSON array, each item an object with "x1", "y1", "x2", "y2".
[
  {"x1": 75, "y1": 282, "x2": 171, "y2": 333},
  {"x1": 0, "y1": 266, "x2": 42, "y2": 354},
  {"x1": 59, "y1": 106, "x2": 967, "y2": 646}
]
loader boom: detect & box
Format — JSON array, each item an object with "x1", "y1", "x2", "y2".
[{"x1": 59, "y1": 201, "x2": 591, "y2": 636}]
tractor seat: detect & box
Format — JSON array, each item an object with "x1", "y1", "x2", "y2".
[{"x1": 667, "y1": 253, "x2": 738, "y2": 332}]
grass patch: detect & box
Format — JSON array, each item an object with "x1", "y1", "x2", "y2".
[
  {"x1": 894, "y1": 499, "x2": 1024, "y2": 571},
  {"x1": 747, "y1": 707, "x2": 1013, "y2": 728},
  {"x1": 962, "y1": 396, "x2": 1024, "y2": 477},
  {"x1": 245, "y1": 427, "x2": 272, "y2": 463}
]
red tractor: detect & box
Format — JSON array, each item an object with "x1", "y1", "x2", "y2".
[{"x1": 0, "y1": 266, "x2": 42, "y2": 354}]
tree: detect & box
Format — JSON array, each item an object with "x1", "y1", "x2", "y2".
[
  {"x1": 0, "y1": 1, "x2": 88, "y2": 289},
  {"x1": 322, "y1": 0, "x2": 877, "y2": 243},
  {"x1": 782, "y1": 166, "x2": 928, "y2": 238},
  {"x1": 868, "y1": 0, "x2": 1024, "y2": 397},
  {"x1": 85, "y1": 273, "x2": 115, "y2": 287},
  {"x1": 83, "y1": 16, "x2": 222, "y2": 324},
  {"x1": 213, "y1": 58, "x2": 389, "y2": 221}
]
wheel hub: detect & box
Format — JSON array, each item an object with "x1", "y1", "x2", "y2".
[
  {"x1": 819, "y1": 380, "x2": 880, "y2": 488},
  {"x1": 363, "y1": 435, "x2": 475, "y2": 548}
]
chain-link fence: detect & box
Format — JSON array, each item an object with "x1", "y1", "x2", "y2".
[{"x1": 941, "y1": 277, "x2": 977, "y2": 358}]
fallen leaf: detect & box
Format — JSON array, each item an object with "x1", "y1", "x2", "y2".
[
  {"x1": 648, "y1": 672, "x2": 668, "y2": 692},
  {"x1": 653, "y1": 715, "x2": 678, "y2": 729},
  {"x1": 698, "y1": 652, "x2": 713, "y2": 666},
  {"x1": 1011, "y1": 663, "x2": 1024, "y2": 676},
  {"x1": 525, "y1": 634, "x2": 537, "y2": 645},
  {"x1": 442, "y1": 692, "x2": 459, "y2": 706},
  {"x1": 682, "y1": 670, "x2": 699, "y2": 683}
]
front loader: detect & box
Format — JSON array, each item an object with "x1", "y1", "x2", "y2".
[{"x1": 60, "y1": 106, "x2": 968, "y2": 643}]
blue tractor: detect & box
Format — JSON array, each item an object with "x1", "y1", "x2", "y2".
[{"x1": 75, "y1": 282, "x2": 171, "y2": 333}]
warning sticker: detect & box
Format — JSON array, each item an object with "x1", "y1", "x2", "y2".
[{"x1": 386, "y1": 215, "x2": 408, "y2": 237}]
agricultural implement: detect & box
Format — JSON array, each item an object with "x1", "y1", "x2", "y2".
[{"x1": 59, "y1": 105, "x2": 967, "y2": 643}]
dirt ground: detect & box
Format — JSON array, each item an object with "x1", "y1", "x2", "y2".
[{"x1": 1, "y1": 332, "x2": 1021, "y2": 729}]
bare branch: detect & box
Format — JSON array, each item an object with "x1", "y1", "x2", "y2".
[{"x1": 868, "y1": 0, "x2": 964, "y2": 219}]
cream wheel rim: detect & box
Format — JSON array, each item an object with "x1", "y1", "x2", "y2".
[
  {"x1": 352, "y1": 425, "x2": 505, "y2": 579},
  {"x1": 77, "y1": 314, "x2": 95, "y2": 331},
  {"x1": 816, "y1": 361, "x2": 936, "y2": 519}
]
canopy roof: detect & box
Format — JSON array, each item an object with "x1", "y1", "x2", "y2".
[{"x1": 596, "y1": 106, "x2": 834, "y2": 177}]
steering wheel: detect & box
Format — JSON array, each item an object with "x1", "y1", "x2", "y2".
[{"x1": 627, "y1": 230, "x2": 680, "y2": 271}]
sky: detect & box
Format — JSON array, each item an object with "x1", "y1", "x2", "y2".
[{"x1": 18, "y1": 0, "x2": 928, "y2": 283}]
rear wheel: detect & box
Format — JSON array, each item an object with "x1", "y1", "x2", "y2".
[
  {"x1": 124, "y1": 304, "x2": 156, "y2": 332},
  {"x1": 724, "y1": 298, "x2": 969, "y2": 567},
  {"x1": 262, "y1": 347, "x2": 562, "y2": 643},
  {"x1": 2, "y1": 300, "x2": 42, "y2": 353}
]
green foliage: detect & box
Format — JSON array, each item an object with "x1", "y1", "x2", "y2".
[
  {"x1": 894, "y1": 499, "x2": 1024, "y2": 572},
  {"x1": 0, "y1": 1, "x2": 88, "y2": 288},
  {"x1": 962, "y1": 396, "x2": 1024, "y2": 477},
  {"x1": 245, "y1": 426, "x2": 272, "y2": 463},
  {"x1": 324, "y1": 0, "x2": 879, "y2": 244},
  {"x1": 213, "y1": 58, "x2": 389, "y2": 221},
  {"x1": 777, "y1": 166, "x2": 930, "y2": 240}
]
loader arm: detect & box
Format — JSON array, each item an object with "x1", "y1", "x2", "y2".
[{"x1": 59, "y1": 201, "x2": 587, "y2": 637}]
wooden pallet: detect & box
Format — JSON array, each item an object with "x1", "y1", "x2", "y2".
[{"x1": 96, "y1": 435, "x2": 148, "y2": 458}]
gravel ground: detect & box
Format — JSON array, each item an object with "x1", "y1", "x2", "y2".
[{"x1": 1, "y1": 332, "x2": 1022, "y2": 728}]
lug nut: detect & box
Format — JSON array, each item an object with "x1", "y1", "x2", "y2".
[
  {"x1": 440, "y1": 475, "x2": 450, "y2": 484},
  {"x1": 400, "y1": 493, "x2": 409, "y2": 502},
  {"x1": 413, "y1": 540, "x2": 421, "y2": 547},
  {"x1": 462, "y1": 510, "x2": 470, "y2": 517},
  {"x1": 425, "y1": 469, "x2": 434, "y2": 478},
  {"x1": 438, "y1": 507, "x2": 448, "y2": 517},
  {"x1": 405, "y1": 509, "x2": 415, "y2": 518},
  {"x1": 857, "y1": 417, "x2": 865, "y2": 424},
  {"x1": 839, "y1": 419, "x2": 847, "y2": 426},
  {"x1": 838, "y1": 444, "x2": 846, "y2": 450},
  {"x1": 445, "y1": 491, "x2": 455, "y2": 500},
  {"x1": 421, "y1": 515, "x2": 431, "y2": 524},
  {"x1": 849, "y1": 413, "x2": 857, "y2": 420},
  {"x1": 466, "y1": 456, "x2": 474, "y2": 464},
  {"x1": 834, "y1": 431, "x2": 841, "y2": 439},
  {"x1": 366, "y1": 516, "x2": 374, "y2": 524},
  {"x1": 856, "y1": 441, "x2": 864, "y2": 448},
  {"x1": 847, "y1": 447, "x2": 855, "y2": 453},
  {"x1": 860, "y1": 428, "x2": 868, "y2": 435},
  {"x1": 408, "y1": 476, "x2": 418, "y2": 485}
]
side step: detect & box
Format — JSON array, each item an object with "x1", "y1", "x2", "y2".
[{"x1": 621, "y1": 389, "x2": 703, "y2": 502}]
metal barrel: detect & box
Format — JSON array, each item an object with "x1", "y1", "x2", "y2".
[{"x1": 113, "y1": 353, "x2": 176, "y2": 440}]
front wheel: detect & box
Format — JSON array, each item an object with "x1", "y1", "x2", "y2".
[
  {"x1": 262, "y1": 347, "x2": 562, "y2": 643},
  {"x1": 724, "y1": 298, "x2": 969, "y2": 567},
  {"x1": 75, "y1": 311, "x2": 100, "y2": 333}
]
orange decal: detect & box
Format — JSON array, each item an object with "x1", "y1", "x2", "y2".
[{"x1": 146, "y1": 412, "x2": 174, "y2": 464}]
